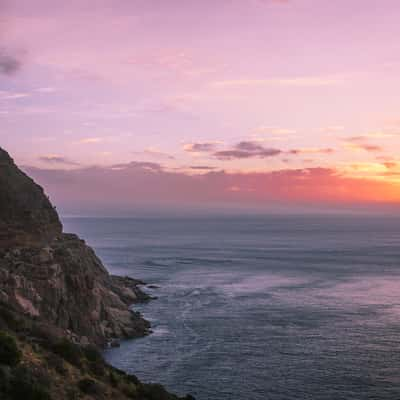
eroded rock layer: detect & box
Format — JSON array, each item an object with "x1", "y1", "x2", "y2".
[{"x1": 0, "y1": 146, "x2": 150, "y2": 346}]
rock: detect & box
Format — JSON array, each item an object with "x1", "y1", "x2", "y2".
[
  {"x1": 109, "y1": 338, "x2": 121, "y2": 348},
  {"x1": 0, "y1": 146, "x2": 197, "y2": 400},
  {"x1": 147, "y1": 284, "x2": 160, "y2": 289},
  {"x1": 38, "y1": 247, "x2": 53, "y2": 263},
  {"x1": 0, "y1": 147, "x2": 62, "y2": 248},
  {"x1": 0, "y1": 146, "x2": 151, "y2": 346},
  {"x1": 110, "y1": 275, "x2": 152, "y2": 303}
]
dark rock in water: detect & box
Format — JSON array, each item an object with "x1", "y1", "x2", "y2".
[
  {"x1": 147, "y1": 284, "x2": 160, "y2": 289},
  {"x1": 0, "y1": 147, "x2": 62, "y2": 248},
  {"x1": 110, "y1": 275, "x2": 152, "y2": 303},
  {"x1": 109, "y1": 338, "x2": 121, "y2": 348}
]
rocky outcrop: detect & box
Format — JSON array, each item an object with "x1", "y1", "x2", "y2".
[
  {"x1": 0, "y1": 147, "x2": 62, "y2": 248},
  {"x1": 0, "y1": 147, "x2": 151, "y2": 346},
  {"x1": 0, "y1": 234, "x2": 151, "y2": 346}
]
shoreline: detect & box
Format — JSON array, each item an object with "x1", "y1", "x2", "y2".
[
  {"x1": 0, "y1": 145, "x2": 196, "y2": 400},
  {"x1": 105, "y1": 276, "x2": 157, "y2": 347}
]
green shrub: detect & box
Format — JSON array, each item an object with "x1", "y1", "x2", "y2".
[
  {"x1": 82, "y1": 345, "x2": 105, "y2": 376},
  {"x1": 9, "y1": 366, "x2": 52, "y2": 400},
  {"x1": 0, "y1": 331, "x2": 21, "y2": 366},
  {"x1": 66, "y1": 387, "x2": 80, "y2": 400},
  {"x1": 88, "y1": 360, "x2": 105, "y2": 377},
  {"x1": 125, "y1": 372, "x2": 140, "y2": 385},
  {"x1": 109, "y1": 370, "x2": 119, "y2": 387},
  {"x1": 45, "y1": 353, "x2": 67, "y2": 375},
  {"x1": 112, "y1": 366, "x2": 128, "y2": 376},
  {"x1": 51, "y1": 338, "x2": 82, "y2": 367},
  {"x1": 0, "y1": 364, "x2": 12, "y2": 393},
  {"x1": 139, "y1": 383, "x2": 176, "y2": 400},
  {"x1": 121, "y1": 381, "x2": 138, "y2": 398},
  {"x1": 0, "y1": 305, "x2": 20, "y2": 331},
  {"x1": 77, "y1": 378, "x2": 100, "y2": 395},
  {"x1": 83, "y1": 345, "x2": 103, "y2": 363}
]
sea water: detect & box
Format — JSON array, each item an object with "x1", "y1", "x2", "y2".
[{"x1": 63, "y1": 215, "x2": 400, "y2": 400}]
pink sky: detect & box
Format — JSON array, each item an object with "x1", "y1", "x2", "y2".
[{"x1": 2, "y1": 0, "x2": 400, "y2": 212}]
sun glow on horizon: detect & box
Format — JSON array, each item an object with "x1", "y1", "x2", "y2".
[{"x1": 2, "y1": 0, "x2": 400, "y2": 209}]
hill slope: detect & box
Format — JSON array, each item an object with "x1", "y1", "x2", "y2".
[{"x1": 0, "y1": 147, "x2": 194, "y2": 400}]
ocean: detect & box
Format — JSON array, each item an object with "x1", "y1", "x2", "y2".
[{"x1": 63, "y1": 215, "x2": 400, "y2": 400}]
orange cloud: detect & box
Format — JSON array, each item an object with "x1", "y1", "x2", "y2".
[
  {"x1": 343, "y1": 137, "x2": 383, "y2": 152},
  {"x1": 24, "y1": 163, "x2": 400, "y2": 215}
]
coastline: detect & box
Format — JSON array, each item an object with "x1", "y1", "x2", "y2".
[{"x1": 0, "y1": 146, "x2": 195, "y2": 399}]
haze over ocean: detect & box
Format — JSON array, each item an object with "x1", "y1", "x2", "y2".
[{"x1": 64, "y1": 215, "x2": 400, "y2": 400}]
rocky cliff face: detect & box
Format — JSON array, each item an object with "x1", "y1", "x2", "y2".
[
  {"x1": 0, "y1": 147, "x2": 150, "y2": 346},
  {"x1": 0, "y1": 147, "x2": 196, "y2": 400},
  {"x1": 0, "y1": 148, "x2": 62, "y2": 248}
]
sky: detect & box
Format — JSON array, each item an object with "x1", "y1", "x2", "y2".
[{"x1": 2, "y1": 0, "x2": 400, "y2": 214}]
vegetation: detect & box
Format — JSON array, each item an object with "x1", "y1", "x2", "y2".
[
  {"x1": 77, "y1": 378, "x2": 101, "y2": 395},
  {"x1": 51, "y1": 338, "x2": 83, "y2": 368},
  {"x1": 9, "y1": 366, "x2": 52, "y2": 400},
  {"x1": 0, "y1": 308, "x2": 196, "y2": 400},
  {"x1": 0, "y1": 331, "x2": 21, "y2": 366}
]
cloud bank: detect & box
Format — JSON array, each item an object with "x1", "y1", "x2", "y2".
[{"x1": 24, "y1": 162, "x2": 400, "y2": 215}]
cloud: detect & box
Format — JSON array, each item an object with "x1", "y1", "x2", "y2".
[
  {"x1": 383, "y1": 161, "x2": 399, "y2": 169},
  {"x1": 346, "y1": 162, "x2": 386, "y2": 173},
  {"x1": 24, "y1": 163, "x2": 400, "y2": 214},
  {"x1": 346, "y1": 136, "x2": 365, "y2": 142},
  {"x1": 212, "y1": 76, "x2": 340, "y2": 88},
  {"x1": 366, "y1": 131, "x2": 397, "y2": 139},
  {"x1": 321, "y1": 126, "x2": 345, "y2": 133},
  {"x1": 358, "y1": 144, "x2": 383, "y2": 152},
  {"x1": 0, "y1": 91, "x2": 30, "y2": 100},
  {"x1": 183, "y1": 142, "x2": 219, "y2": 153},
  {"x1": 0, "y1": 48, "x2": 22, "y2": 76},
  {"x1": 189, "y1": 165, "x2": 216, "y2": 170},
  {"x1": 35, "y1": 87, "x2": 57, "y2": 93},
  {"x1": 142, "y1": 148, "x2": 175, "y2": 160},
  {"x1": 344, "y1": 137, "x2": 383, "y2": 152},
  {"x1": 214, "y1": 141, "x2": 281, "y2": 160},
  {"x1": 210, "y1": 141, "x2": 334, "y2": 161},
  {"x1": 253, "y1": 126, "x2": 296, "y2": 135},
  {"x1": 39, "y1": 155, "x2": 79, "y2": 166},
  {"x1": 125, "y1": 50, "x2": 192, "y2": 73},
  {"x1": 289, "y1": 148, "x2": 335, "y2": 155},
  {"x1": 109, "y1": 161, "x2": 163, "y2": 172},
  {"x1": 78, "y1": 137, "x2": 103, "y2": 144}
]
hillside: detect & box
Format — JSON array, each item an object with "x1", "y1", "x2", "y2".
[{"x1": 0, "y1": 147, "x2": 194, "y2": 400}]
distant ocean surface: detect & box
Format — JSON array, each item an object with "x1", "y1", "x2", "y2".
[{"x1": 63, "y1": 215, "x2": 400, "y2": 400}]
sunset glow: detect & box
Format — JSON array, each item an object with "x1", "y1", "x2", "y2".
[{"x1": 2, "y1": 0, "x2": 400, "y2": 212}]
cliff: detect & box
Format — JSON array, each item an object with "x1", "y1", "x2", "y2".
[
  {"x1": 0, "y1": 234, "x2": 151, "y2": 346},
  {"x1": 0, "y1": 147, "x2": 62, "y2": 248},
  {"x1": 0, "y1": 147, "x2": 195, "y2": 399},
  {"x1": 0, "y1": 147, "x2": 150, "y2": 346}
]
